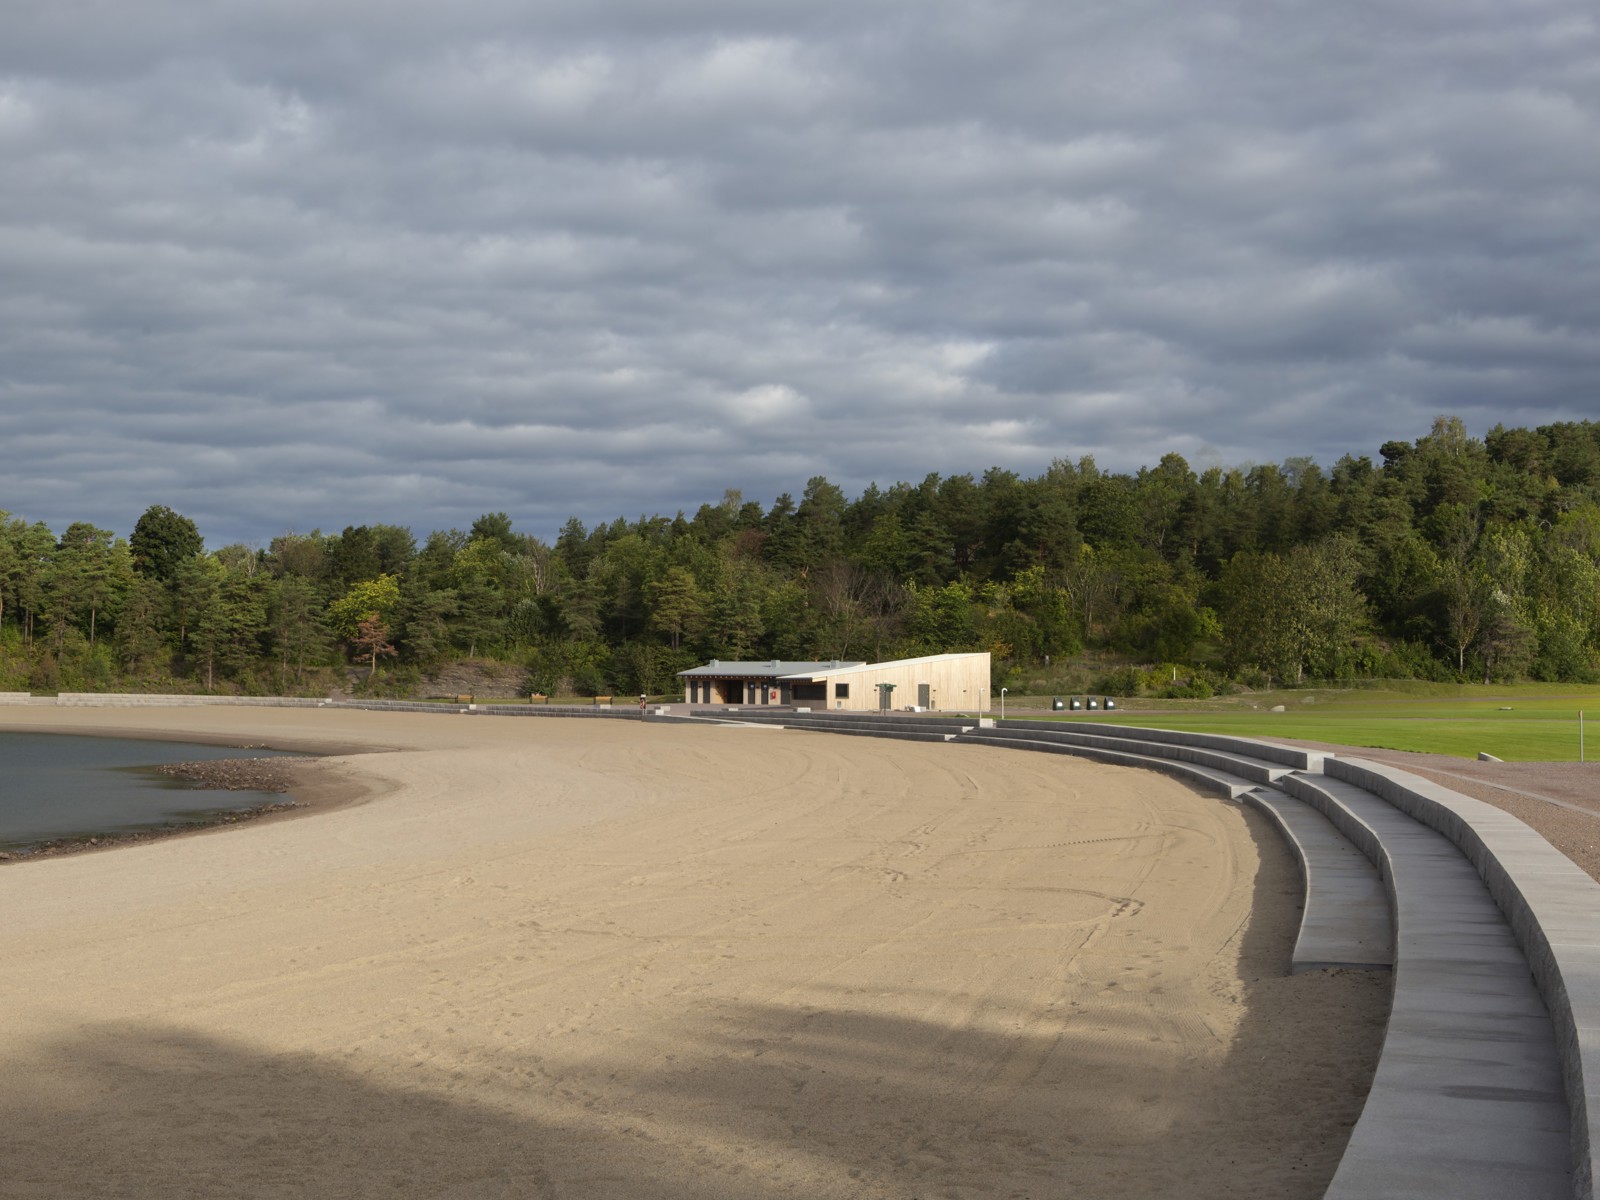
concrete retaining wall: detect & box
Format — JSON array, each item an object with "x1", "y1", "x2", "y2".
[
  {"x1": 35, "y1": 694, "x2": 643, "y2": 719},
  {"x1": 52, "y1": 693, "x2": 329, "y2": 707}
]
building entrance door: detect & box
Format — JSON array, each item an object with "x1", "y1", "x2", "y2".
[{"x1": 917, "y1": 683, "x2": 930, "y2": 708}]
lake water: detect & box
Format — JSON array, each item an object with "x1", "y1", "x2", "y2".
[{"x1": 0, "y1": 732, "x2": 300, "y2": 851}]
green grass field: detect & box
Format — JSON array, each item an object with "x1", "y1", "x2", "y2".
[{"x1": 1024, "y1": 683, "x2": 1600, "y2": 762}]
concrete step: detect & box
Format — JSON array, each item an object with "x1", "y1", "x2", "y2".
[
  {"x1": 1240, "y1": 787, "x2": 1393, "y2": 974},
  {"x1": 998, "y1": 718, "x2": 1325, "y2": 771},
  {"x1": 957, "y1": 731, "x2": 1258, "y2": 800},
  {"x1": 980, "y1": 723, "x2": 1296, "y2": 786}
]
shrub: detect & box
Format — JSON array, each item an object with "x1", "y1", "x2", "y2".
[{"x1": 1091, "y1": 665, "x2": 1145, "y2": 696}]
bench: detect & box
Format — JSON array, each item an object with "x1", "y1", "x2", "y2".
[
  {"x1": 593, "y1": 695, "x2": 612, "y2": 706},
  {"x1": 529, "y1": 693, "x2": 548, "y2": 704}
]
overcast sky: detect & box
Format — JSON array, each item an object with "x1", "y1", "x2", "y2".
[{"x1": 3, "y1": 1, "x2": 1597, "y2": 548}]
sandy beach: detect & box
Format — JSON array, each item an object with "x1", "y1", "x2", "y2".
[{"x1": 0, "y1": 708, "x2": 1386, "y2": 1198}]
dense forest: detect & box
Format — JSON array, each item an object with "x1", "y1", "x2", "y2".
[{"x1": 4, "y1": 416, "x2": 1600, "y2": 700}]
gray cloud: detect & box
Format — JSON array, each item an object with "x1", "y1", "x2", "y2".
[{"x1": 2, "y1": 0, "x2": 1597, "y2": 546}]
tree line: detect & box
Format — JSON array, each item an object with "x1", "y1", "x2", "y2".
[{"x1": 3, "y1": 416, "x2": 1599, "y2": 699}]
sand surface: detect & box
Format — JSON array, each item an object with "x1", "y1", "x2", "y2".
[{"x1": 0, "y1": 708, "x2": 1385, "y2": 1198}]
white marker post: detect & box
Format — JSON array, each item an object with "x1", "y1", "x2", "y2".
[{"x1": 1000, "y1": 687, "x2": 1007, "y2": 721}]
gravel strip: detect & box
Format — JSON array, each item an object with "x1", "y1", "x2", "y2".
[{"x1": 155, "y1": 756, "x2": 318, "y2": 792}]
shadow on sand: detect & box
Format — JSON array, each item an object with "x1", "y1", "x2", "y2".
[{"x1": 1, "y1": 807, "x2": 1389, "y2": 1199}]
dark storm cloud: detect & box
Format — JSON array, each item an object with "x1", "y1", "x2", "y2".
[{"x1": 2, "y1": 0, "x2": 1597, "y2": 546}]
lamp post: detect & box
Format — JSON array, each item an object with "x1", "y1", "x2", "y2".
[{"x1": 1000, "y1": 687, "x2": 1007, "y2": 721}]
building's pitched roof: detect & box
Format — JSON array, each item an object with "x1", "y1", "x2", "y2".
[
  {"x1": 676, "y1": 660, "x2": 864, "y2": 678},
  {"x1": 777, "y1": 652, "x2": 989, "y2": 680}
]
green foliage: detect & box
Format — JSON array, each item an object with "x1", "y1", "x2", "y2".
[
  {"x1": 1091, "y1": 665, "x2": 1146, "y2": 696},
  {"x1": 328, "y1": 574, "x2": 401, "y2": 638},
  {"x1": 906, "y1": 580, "x2": 976, "y2": 649},
  {"x1": 353, "y1": 663, "x2": 421, "y2": 699},
  {"x1": 268, "y1": 575, "x2": 334, "y2": 690},
  {"x1": 190, "y1": 568, "x2": 268, "y2": 691},
  {"x1": 130, "y1": 505, "x2": 203, "y2": 585},
  {"x1": 526, "y1": 639, "x2": 611, "y2": 697},
  {"x1": 647, "y1": 565, "x2": 704, "y2": 651},
  {"x1": 7, "y1": 416, "x2": 1600, "y2": 696},
  {"x1": 1217, "y1": 535, "x2": 1366, "y2": 684},
  {"x1": 116, "y1": 575, "x2": 168, "y2": 675},
  {"x1": 1085, "y1": 662, "x2": 1223, "y2": 699}
]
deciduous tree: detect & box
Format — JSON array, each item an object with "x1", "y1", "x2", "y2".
[
  {"x1": 130, "y1": 505, "x2": 203, "y2": 585},
  {"x1": 352, "y1": 613, "x2": 398, "y2": 679}
]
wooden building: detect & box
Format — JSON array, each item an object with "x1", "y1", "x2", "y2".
[
  {"x1": 679, "y1": 652, "x2": 991, "y2": 713},
  {"x1": 678, "y1": 661, "x2": 864, "y2": 706}
]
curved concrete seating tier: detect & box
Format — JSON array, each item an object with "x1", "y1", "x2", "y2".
[
  {"x1": 961, "y1": 722, "x2": 1305, "y2": 799},
  {"x1": 1306, "y1": 758, "x2": 1600, "y2": 1199},
  {"x1": 1239, "y1": 786, "x2": 1393, "y2": 974},
  {"x1": 1281, "y1": 768, "x2": 1572, "y2": 1197},
  {"x1": 961, "y1": 727, "x2": 1259, "y2": 799},
  {"x1": 967, "y1": 721, "x2": 1296, "y2": 786},
  {"x1": 997, "y1": 718, "x2": 1326, "y2": 771}
]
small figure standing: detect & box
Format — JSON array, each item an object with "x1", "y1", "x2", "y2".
[{"x1": 639, "y1": 693, "x2": 648, "y2": 713}]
